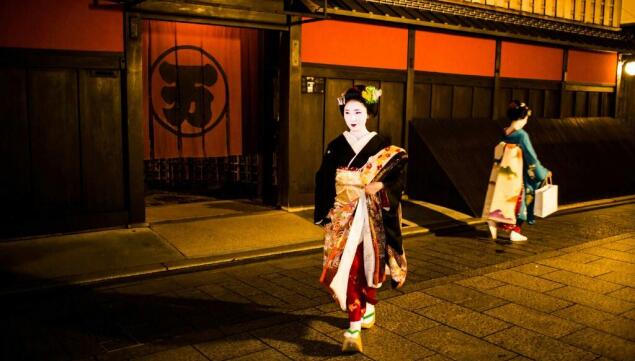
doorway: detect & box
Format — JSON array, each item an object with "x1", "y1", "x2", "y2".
[{"x1": 139, "y1": 19, "x2": 281, "y2": 223}]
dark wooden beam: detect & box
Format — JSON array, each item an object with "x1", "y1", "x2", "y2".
[
  {"x1": 280, "y1": 16, "x2": 303, "y2": 208},
  {"x1": 563, "y1": 83, "x2": 616, "y2": 92},
  {"x1": 499, "y1": 78, "x2": 561, "y2": 90},
  {"x1": 0, "y1": 48, "x2": 122, "y2": 69},
  {"x1": 615, "y1": 53, "x2": 624, "y2": 117},
  {"x1": 132, "y1": 0, "x2": 287, "y2": 29},
  {"x1": 493, "y1": 39, "x2": 502, "y2": 120},
  {"x1": 140, "y1": 12, "x2": 288, "y2": 31},
  {"x1": 302, "y1": 63, "x2": 407, "y2": 82},
  {"x1": 559, "y1": 48, "x2": 568, "y2": 118},
  {"x1": 404, "y1": 27, "x2": 415, "y2": 148},
  {"x1": 415, "y1": 72, "x2": 493, "y2": 87},
  {"x1": 124, "y1": 12, "x2": 146, "y2": 225}
]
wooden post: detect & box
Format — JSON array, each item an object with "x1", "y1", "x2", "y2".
[
  {"x1": 280, "y1": 16, "x2": 302, "y2": 209},
  {"x1": 404, "y1": 28, "x2": 415, "y2": 149},
  {"x1": 492, "y1": 40, "x2": 502, "y2": 120},
  {"x1": 124, "y1": 12, "x2": 146, "y2": 225},
  {"x1": 614, "y1": 53, "x2": 623, "y2": 118},
  {"x1": 559, "y1": 48, "x2": 569, "y2": 118}
]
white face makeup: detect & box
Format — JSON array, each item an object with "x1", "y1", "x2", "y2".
[{"x1": 343, "y1": 100, "x2": 368, "y2": 133}]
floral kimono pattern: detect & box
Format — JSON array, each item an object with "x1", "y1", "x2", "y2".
[
  {"x1": 483, "y1": 129, "x2": 549, "y2": 225},
  {"x1": 320, "y1": 146, "x2": 408, "y2": 310},
  {"x1": 482, "y1": 142, "x2": 524, "y2": 224}
]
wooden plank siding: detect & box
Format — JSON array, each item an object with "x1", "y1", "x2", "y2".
[
  {"x1": 79, "y1": 69, "x2": 125, "y2": 213},
  {"x1": 0, "y1": 48, "x2": 127, "y2": 238},
  {"x1": 0, "y1": 68, "x2": 30, "y2": 216},
  {"x1": 421, "y1": 0, "x2": 621, "y2": 27},
  {"x1": 300, "y1": 60, "x2": 619, "y2": 212},
  {"x1": 296, "y1": 64, "x2": 407, "y2": 207}
]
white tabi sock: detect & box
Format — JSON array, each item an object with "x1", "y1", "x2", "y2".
[
  {"x1": 364, "y1": 303, "x2": 375, "y2": 317},
  {"x1": 348, "y1": 320, "x2": 362, "y2": 333}
]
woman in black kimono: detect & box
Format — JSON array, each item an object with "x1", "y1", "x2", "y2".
[{"x1": 314, "y1": 85, "x2": 407, "y2": 352}]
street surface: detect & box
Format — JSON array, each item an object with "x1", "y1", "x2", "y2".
[{"x1": 3, "y1": 203, "x2": 635, "y2": 361}]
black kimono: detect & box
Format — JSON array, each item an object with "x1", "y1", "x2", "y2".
[{"x1": 314, "y1": 133, "x2": 406, "y2": 254}]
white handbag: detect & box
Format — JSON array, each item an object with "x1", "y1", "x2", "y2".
[{"x1": 534, "y1": 175, "x2": 558, "y2": 218}]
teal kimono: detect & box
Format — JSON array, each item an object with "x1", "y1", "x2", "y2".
[{"x1": 503, "y1": 129, "x2": 549, "y2": 223}]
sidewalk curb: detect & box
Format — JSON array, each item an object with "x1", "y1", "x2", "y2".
[{"x1": 3, "y1": 197, "x2": 634, "y2": 296}]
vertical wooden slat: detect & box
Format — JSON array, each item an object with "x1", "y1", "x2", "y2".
[
  {"x1": 29, "y1": 69, "x2": 81, "y2": 210},
  {"x1": 379, "y1": 81, "x2": 404, "y2": 146},
  {"x1": 297, "y1": 90, "x2": 324, "y2": 197},
  {"x1": 561, "y1": 90, "x2": 574, "y2": 117},
  {"x1": 612, "y1": 0, "x2": 622, "y2": 27},
  {"x1": 544, "y1": 89, "x2": 560, "y2": 118},
  {"x1": 512, "y1": 88, "x2": 529, "y2": 103},
  {"x1": 573, "y1": 0, "x2": 586, "y2": 21},
  {"x1": 584, "y1": 0, "x2": 594, "y2": 22},
  {"x1": 495, "y1": 0, "x2": 508, "y2": 8},
  {"x1": 498, "y1": 88, "x2": 513, "y2": 120},
  {"x1": 79, "y1": 69, "x2": 125, "y2": 212},
  {"x1": 587, "y1": 92, "x2": 599, "y2": 116},
  {"x1": 599, "y1": 92, "x2": 610, "y2": 116},
  {"x1": 529, "y1": 89, "x2": 544, "y2": 117},
  {"x1": 574, "y1": 91, "x2": 587, "y2": 116},
  {"x1": 431, "y1": 84, "x2": 453, "y2": 119},
  {"x1": 413, "y1": 83, "x2": 431, "y2": 121},
  {"x1": 0, "y1": 68, "x2": 30, "y2": 214},
  {"x1": 324, "y1": 79, "x2": 352, "y2": 151},
  {"x1": 602, "y1": 0, "x2": 612, "y2": 26},
  {"x1": 593, "y1": 0, "x2": 602, "y2": 24},
  {"x1": 473, "y1": 87, "x2": 493, "y2": 119},
  {"x1": 452, "y1": 86, "x2": 473, "y2": 119},
  {"x1": 562, "y1": 0, "x2": 574, "y2": 20},
  {"x1": 545, "y1": 0, "x2": 555, "y2": 15}
]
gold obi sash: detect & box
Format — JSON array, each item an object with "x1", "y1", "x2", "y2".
[{"x1": 335, "y1": 169, "x2": 364, "y2": 205}]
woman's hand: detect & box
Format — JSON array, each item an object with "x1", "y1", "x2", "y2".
[{"x1": 365, "y1": 182, "x2": 383, "y2": 195}]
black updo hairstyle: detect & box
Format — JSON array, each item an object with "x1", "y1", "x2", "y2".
[
  {"x1": 506, "y1": 99, "x2": 531, "y2": 121},
  {"x1": 338, "y1": 85, "x2": 379, "y2": 117}
]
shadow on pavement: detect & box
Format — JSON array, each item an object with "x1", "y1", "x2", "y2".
[{"x1": 1, "y1": 271, "x2": 344, "y2": 360}]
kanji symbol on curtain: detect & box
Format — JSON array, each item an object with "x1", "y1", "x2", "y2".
[{"x1": 143, "y1": 20, "x2": 258, "y2": 159}]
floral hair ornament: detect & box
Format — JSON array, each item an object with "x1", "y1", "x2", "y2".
[
  {"x1": 337, "y1": 92, "x2": 346, "y2": 106},
  {"x1": 362, "y1": 86, "x2": 382, "y2": 104},
  {"x1": 519, "y1": 102, "x2": 532, "y2": 117}
]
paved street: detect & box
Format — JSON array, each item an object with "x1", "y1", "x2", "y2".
[{"x1": 3, "y1": 203, "x2": 635, "y2": 361}]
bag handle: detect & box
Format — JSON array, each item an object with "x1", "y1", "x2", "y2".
[{"x1": 542, "y1": 172, "x2": 553, "y2": 187}]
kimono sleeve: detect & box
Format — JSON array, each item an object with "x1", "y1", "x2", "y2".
[{"x1": 314, "y1": 145, "x2": 337, "y2": 224}]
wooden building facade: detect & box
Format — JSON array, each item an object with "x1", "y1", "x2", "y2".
[{"x1": 0, "y1": 0, "x2": 634, "y2": 238}]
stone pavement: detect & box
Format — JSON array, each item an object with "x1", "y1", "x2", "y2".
[
  {"x1": 2, "y1": 203, "x2": 635, "y2": 361},
  {"x1": 0, "y1": 196, "x2": 483, "y2": 294}
]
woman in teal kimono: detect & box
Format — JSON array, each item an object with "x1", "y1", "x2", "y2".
[{"x1": 483, "y1": 100, "x2": 551, "y2": 242}]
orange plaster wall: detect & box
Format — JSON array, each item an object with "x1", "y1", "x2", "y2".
[
  {"x1": 500, "y1": 42, "x2": 563, "y2": 81},
  {"x1": 0, "y1": 0, "x2": 123, "y2": 52},
  {"x1": 414, "y1": 31, "x2": 495, "y2": 76},
  {"x1": 301, "y1": 20, "x2": 407, "y2": 69},
  {"x1": 568, "y1": 50, "x2": 617, "y2": 85}
]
